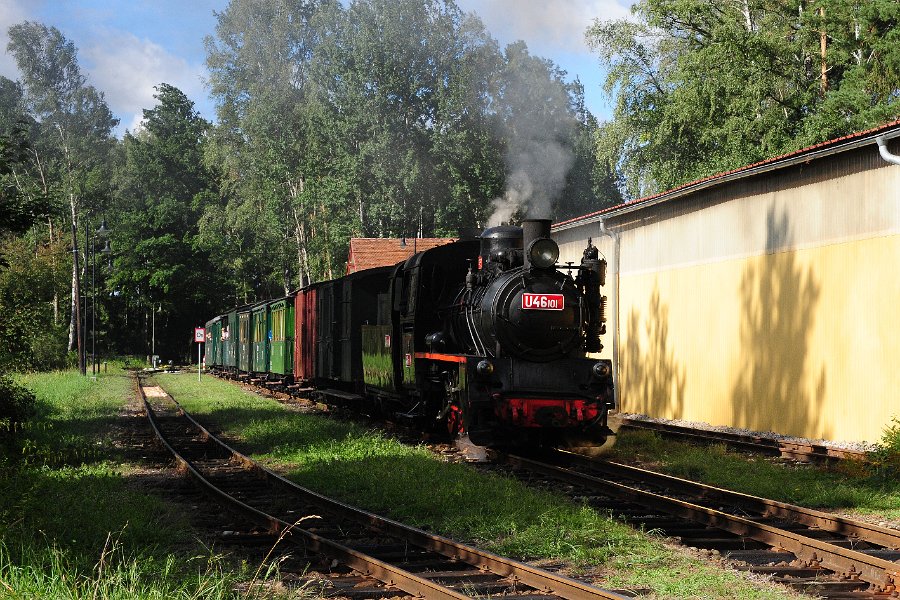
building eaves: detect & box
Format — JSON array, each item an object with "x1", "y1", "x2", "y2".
[{"x1": 553, "y1": 119, "x2": 900, "y2": 232}]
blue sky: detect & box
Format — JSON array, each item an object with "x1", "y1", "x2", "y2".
[{"x1": 0, "y1": 0, "x2": 632, "y2": 137}]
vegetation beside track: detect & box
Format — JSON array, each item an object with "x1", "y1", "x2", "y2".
[
  {"x1": 0, "y1": 366, "x2": 262, "y2": 599},
  {"x1": 606, "y1": 430, "x2": 900, "y2": 522},
  {"x1": 156, "y1": 372, "x2": 805, "y2": 600}
]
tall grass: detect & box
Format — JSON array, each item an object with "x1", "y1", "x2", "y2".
[
  {"x1": 0, "y1": 367, "x2": 293, "y2": 599},
  {"x1": 0, "y1": 536, "x2": 238, "y2": 600},
  {"x1": 608, "y1": 430, "x2": 900, "y2": 520}
]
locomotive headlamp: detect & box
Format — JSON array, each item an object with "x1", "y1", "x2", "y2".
[
  {"x1": 476, "y1": 359, "x2": 495, "y2": 378},
  {"x1": 592, "y1": 361, "x2": 611, "y2": 378},
  {"x1": 527, "y1": 238, "x2": 559, "y2": 269}
]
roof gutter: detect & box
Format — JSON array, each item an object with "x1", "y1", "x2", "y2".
[{"x1": 554, "y1": 125, "x2": 900, "y2": 232}]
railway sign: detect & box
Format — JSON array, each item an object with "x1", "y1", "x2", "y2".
[
  {"x1": 521, "y1": 293, "x2": 564, "y2": 311},
  {"x1": 194, "y1": 327, "x2": 206, "y2": 382}
]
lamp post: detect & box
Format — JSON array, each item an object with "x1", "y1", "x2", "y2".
[{"x1": 82, "y1": 219, "x2": 111, "y2": 377}]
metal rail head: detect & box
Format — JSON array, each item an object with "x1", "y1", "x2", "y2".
[{"x1": 499, "y1": 450, "x2": 900, "y2": 593}]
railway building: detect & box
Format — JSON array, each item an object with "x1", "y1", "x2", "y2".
[
  {"x1": 554, "y1": 120, "x2": 900, "y2": 444},
  {"x1": 345, "y1": 237, "x2": 455, "y2": 273}
]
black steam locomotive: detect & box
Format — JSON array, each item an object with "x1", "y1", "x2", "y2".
[{"x1": 207, "y1": 218, "x2": 615, "y2": 448}]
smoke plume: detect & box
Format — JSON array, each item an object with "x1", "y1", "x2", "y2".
[{"x1": 487, "y1": 44, "x2": 575, "y2": 226}]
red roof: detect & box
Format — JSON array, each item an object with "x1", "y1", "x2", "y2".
[
  {"x1": 554, "y1": 118, "x2": 900, "y2": 230},
  {"x1": 346, "y1": 237, "x2": 456, "y2": 273}
]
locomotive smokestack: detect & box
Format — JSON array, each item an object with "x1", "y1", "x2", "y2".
[{"x1": 522, "y1": 218, "x2": 552, "y2": 269}]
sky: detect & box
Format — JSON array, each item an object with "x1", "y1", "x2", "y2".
[{"x1": 0, "y1": 0, "x2": 633, "y2": 138}]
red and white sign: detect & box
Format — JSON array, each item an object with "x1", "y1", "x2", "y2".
[
  {"x1": 522, "y1": 293, "x2": 565, "y2": 311},
  {"x1": 194, "y1": 327, "x2": 205, "y2": 343}
]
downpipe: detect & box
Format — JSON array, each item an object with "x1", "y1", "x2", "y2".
[
  {"x1": 596, "y1": 217, "x2": 620, "y2": 401},
  {"x1": 876, "y1": 135, "x2": 900, "y2": 166}
]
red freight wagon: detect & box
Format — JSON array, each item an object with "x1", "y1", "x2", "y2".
[{"x1": 293, "y1": 286, "x2": 318, "y2": 382}]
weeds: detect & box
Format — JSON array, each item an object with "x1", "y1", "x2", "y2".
[
  {"x1": 866, "y1": 417, "x2": 900, "y2": 479},
  {"x1": 0, "y1": 535, "x2": 240, "y2": 599},
  {"x1": 607, "y1": 428, "x2": 900, "y2": 520}
]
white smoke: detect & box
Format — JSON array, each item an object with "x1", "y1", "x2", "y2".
[{"x1": 488, "y1": 139, "x2": 573, "y2": 226}]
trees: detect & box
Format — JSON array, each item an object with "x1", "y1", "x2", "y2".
[
  {"x1": 205, "y1": 0, "x2": 616, "y2": 285},
  {"x1": 204, "y1": 0, "x2": 330, "y2": 292},
  {"x1": 110, "y1": 84, "x2": 222, "y2": 357},
  {"x1": 6, "y1": 22, "x2": 117, "y2": 361},
  {"x1": 589, "y1": 0, "x2": 900, "y2": 198}
]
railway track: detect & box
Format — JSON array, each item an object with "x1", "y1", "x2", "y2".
[
  {"x1": 616, "y1": 417, "x2": 870, "y2": 464},
  {"x1": 489, "y1": 449, "x2": 900, "y2": 599},
  {"x1": 138, "y1": 379, "x2": 632, "y2": 600}
]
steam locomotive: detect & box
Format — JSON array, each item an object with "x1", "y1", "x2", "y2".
[{"x1": 205, "y1": 218, "x2": 614, "y2": 447}]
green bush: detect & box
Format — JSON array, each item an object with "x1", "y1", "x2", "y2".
[
  {"x1": 870, "y1": 417, "x2": 900, "y2": 477},
  {"x1": 0, "y1": 373, "x2": 36, "y2": 425}
]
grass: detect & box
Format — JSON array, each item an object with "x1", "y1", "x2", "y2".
[
  {"x1": 156, "y1": 372, "x2": 806, "y2": 600},
  {"x1": 0, "y1": 365, "x2": 279, "y2": 599},
  {"x1": 606, "y1": 430, "x2": 900, "y2": 521}
]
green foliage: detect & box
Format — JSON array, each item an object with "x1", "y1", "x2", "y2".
[
  {"x1": 589, "y1": 0, "x2": 900, "y2": 198},
  {"x1": 0, "y1": 234, "x2": 71, "y2": 371},
  {"x1": 109, "y1": 84, "x2": 223, "y2": 359},
  {"x1": 4, "y1": 21, "x2": 117, "y2": 367},
  {"x1": 0, "y1": 375, "x2": 35, "y2": 445},
  {"x1": 869, "y1": 417, "x2": 900, "y2": 477}
]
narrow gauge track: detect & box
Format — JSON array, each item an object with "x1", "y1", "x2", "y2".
[
  {"x1": 616, "y1": 418, "x2": 869, "y2": 464},
  {"x1": 138, "y1": 381, "x2": 632, "y2": 600},
  {"x1": 490, "y1": 449, "x2": 900, "y2": 599}
]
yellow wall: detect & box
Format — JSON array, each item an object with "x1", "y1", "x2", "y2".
[{"x1": 618, "y1": 233, "x2": 900, "y2": 443}]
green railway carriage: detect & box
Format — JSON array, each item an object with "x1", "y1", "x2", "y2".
[
  {"x1": 237, "y1": 306, "x2": 252, "y2": 373},
  {"x1": 204, "y1": 316, "x2": 225, "y2": 368},
  {"x1": 221, "y1": 310, "x2": 234, "y2": 371},
  {"x1": 268, "y1": 297, "x2": 294, "y2": 379},
  {"x1": 222, "y1": 307, "x2": 244, "y2": 372},
  {"x1": 251, "y1": 302, "x2": 270, "y2": 375}
]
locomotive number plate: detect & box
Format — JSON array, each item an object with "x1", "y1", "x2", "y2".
[{"x1": 522, "y1": 293, "x2": 565, "y2": 310}]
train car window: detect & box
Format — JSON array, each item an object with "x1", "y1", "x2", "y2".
[{"x1": 273, "y1": 308, "x2": 283, "y2": 341}]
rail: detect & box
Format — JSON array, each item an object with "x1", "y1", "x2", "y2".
[{"x1": 138, "y1": 378, "x2": 631, "y2": 600}]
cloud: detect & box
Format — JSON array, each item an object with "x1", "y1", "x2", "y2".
[
  {"x1": 0, "y1": 0, "x2": 38, "y2": 80},
  {"x1": 81, "y1": 28, "x2": 207, "y2": 133},
  {"x1": 457, "y1": 0, "x2": 632, "y2": 55}
]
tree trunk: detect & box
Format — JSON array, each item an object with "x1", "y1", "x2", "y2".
[
  {"x1": 288, "y1": 178, "x2": 311, "y2": 284},
  {"x1": 741, "y1": 0, "x2": 754, "y2": 31},
  {"x1": 819, "y1": 6, "x2": 828, "y2": 96}
]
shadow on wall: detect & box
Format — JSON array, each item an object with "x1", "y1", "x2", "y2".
[
  {"x1": 622, "y1": 285, "x2": 686, "y2": 419},
  {"x1": 731, "y1": 206, "x2": 829, "y2": 438}
]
